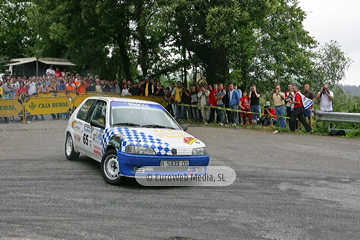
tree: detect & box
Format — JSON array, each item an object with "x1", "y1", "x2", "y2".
[
  {"x1": 312, "y1": 40, "x2": 353, "y2": 89},
  {"x1": 0, "y1": 0, "x2": 36, "y2": 61}
]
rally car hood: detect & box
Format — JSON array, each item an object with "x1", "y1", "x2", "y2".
[{"x1": 103, "y1": 127, "x2": 206, "y2": 156}]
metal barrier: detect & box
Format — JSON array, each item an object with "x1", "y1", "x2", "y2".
[{"x1": 314, "y1": 111, "x2": 360, "y2": 123}]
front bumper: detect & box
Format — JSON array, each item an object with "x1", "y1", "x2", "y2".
[{"x1": 117, "y1": 152, "x2": 210, "y2": 177}]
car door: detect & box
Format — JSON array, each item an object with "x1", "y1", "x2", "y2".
[
  {"x1": 84, "y1": 100, "x2": 107, "y2": 161},
  {"x1": 72, "y1": 98, "x2": 96, "y2": 153}
]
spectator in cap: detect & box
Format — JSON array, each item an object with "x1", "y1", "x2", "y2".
[{"x1": 260, "y1": 101, "x2": 277, "y2": 126}]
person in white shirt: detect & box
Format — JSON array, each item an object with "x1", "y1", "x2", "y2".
[
  {"x1": 46, "y1": 65, "x2": 55, "y2": 78},
  {"x1": 316, "y1": 84, "x2": 334, "y2": 112},
  {"x1": 121, "y1": 84, "x2": 131, "y2": 96},
  {"x1": 27, "y1": 79, "x2": 37, "y2": 95}
]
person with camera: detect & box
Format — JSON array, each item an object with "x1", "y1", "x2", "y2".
[
  {"x1": 270, "y1": 85, "x2": 286, "y2": 128},
  {"x1": 260, "y1": 101, "x2": 277, "y2": 126},
  {"x1": 249, "y1": 85, "x2": 261, "y2": 122},
  {"x1": 197, "y1": 85, "x2": 210, "y2": 124},
  {"x1": 289, "y1": 85, "x2": 313, "y2": 132},
  {"x1": 316, "y1": 84, "x2": 334, "y2": 112}
]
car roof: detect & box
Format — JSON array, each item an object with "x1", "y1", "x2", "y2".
[{"x1": 87, "y1": 96, "x2": 162, "y2": 106}]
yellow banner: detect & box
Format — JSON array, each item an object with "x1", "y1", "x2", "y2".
[
  {"x1": 0, "y1": 99, "x2": 23, "y2": 117},
  {"x1": 73, "y1": 95, "x2": 89, "y2": 108},
  {"x1": 25, "y1": 97, "x2": 72, "y2": 115}
]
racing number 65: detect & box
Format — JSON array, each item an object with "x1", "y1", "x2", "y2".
[{"x1": 83, "y1": 134, "x2": 89, "y2": 145}]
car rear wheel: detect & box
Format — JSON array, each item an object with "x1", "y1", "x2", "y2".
[
  {"x1": 65, "y1": 133, "x2": 80, "y2": 160},
  {"x1": 101, "y1": 149, "x2": 125, "y2": 185}
]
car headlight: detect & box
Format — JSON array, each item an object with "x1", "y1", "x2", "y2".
[
  {"x1": 126, "y1": 145, "x2": 156, "y2": 155},
  {"x1": 192, "y1": 147, "x2": 207, "y2": 155}
]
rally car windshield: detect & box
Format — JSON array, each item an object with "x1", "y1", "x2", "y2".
[{"x1": 110, "y1": 102, "x2": 181, "y2": 130}]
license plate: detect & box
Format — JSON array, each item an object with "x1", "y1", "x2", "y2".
[{"x1": 160, "y1": 160, "x2": 189, "y2": 167}]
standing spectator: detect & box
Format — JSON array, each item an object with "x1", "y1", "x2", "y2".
[
  {"x1": 197, "y1": 85, "x2": 210, "y2": 124},
  {"x1": 172, "y1": 81, "x2": 183, "y2": 120},
  {"x1": 316, "y1": 84, "x2": 334, "y2": 128},
  {"x1": 46, "y1": 65, "x2": 55, "y2": 78},
  {"x1": 27, "y1": 79, "x2": 37, "y2": 96},
  {"x1": 154, "y1": 82, "x2": 165, "y2": 96},
  {"x1": 249, "y1": 85, "x2": 261, "y2": 122},
  {"x1": 65, "y1": 79, "x2": 76, "y2": 93},
  {"x1": 95, "y1": 79, "x2": 103, "y2": 93},
  {"x1": 3, "y1": 69, "x2": 11, "y2": 79},
  {"x1": 289, "y1": 85, "x2": 313, "y2": 132},
  {"x1": 114, "y1": 80, "x2": 121, "y2": 94},
  {"x1": 227, "y1": 83, "x2": 240, "y2": 126},
  {"x1": 285, "y1": 84, "x2": 295, "y2": 127},
  {"x1": 270, "y1": 85, "x2": 286, "y2": 128},
  {"x1": 303, "y1": 84, "x2": 315, "y2": 121},
  {"x1": 316, "y1": 84, "x2": 333, "y2": 112},
  {"x1": 86, "y1": 80, "x2": 96, "y2": 92},
  {"x1": 164, "y1": 87, "x2": 174, "y2": 116},
  {"x1": 215, "y1": 83, "x2": 226, "y2": 126},
  {"x1": 234, "y1": 83, "x2": 242, "y2": 123},
  {"x1": 121, "y1": 79, "x2": 127, "y2": 90},
  {"x1": 129, "y1": 82, "x2": 141, "y2": 96},
  {"x1": 108, "y1": 80, "x2": 115, "y2": 92},
  {"x1": 121, "y1": 84, "x2": 131, "y2": 96},
  {"x1": 143, "y1": 77, "x2": 154, "y2": 96},
  {"x1": 102, "y1": 80, "x2": 112, "y2": 92},
  {"x1": 55, "y1": 68, "x2": 62, "y2": 78},
  {"x1": 190, "y1": 84, "x2": 200, "y2": 122},
  {"x1": 208, "y1": 84, "x2": 218, "y2": 123},
  {"x1": 180, "y1": 86, "x2": 191, "y2": 121},
  {"x1": 239, "y1": 91, "x2": 251, "y2": 125}
]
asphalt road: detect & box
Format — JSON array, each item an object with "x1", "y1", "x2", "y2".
[{"x1": 1, "y1": 118, "x2": 360, "y2": 240}]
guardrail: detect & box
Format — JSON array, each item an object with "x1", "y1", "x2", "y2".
[{"x1": 314, "y1": 111, "x2": 360, "y2": 123}]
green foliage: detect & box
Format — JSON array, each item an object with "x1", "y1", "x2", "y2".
[
  {"x1": 311, "y1": 40, "x2": 353, "y2": 90},
  {"x1": 0, "y1": 0, "x2": 36, "y2": 59},
  {"x1": 0, "y1": 0, "x2": 353, "y2": 98}
]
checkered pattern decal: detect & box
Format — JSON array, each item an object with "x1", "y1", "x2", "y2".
[{"x1": 102, "y1": 127, "x2": 172, "y2": 156}]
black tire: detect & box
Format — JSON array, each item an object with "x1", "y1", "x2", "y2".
[
  {"x1": 100, "y1": 149, "x2": 125, "y2": 185},
  {"x1": 65, "y1": 133, "x2": 80, "y2": 160}
]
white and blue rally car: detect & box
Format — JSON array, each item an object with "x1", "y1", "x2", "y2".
[{"x1": 65, "y1": 97, "x2": 210, "y2": 185}]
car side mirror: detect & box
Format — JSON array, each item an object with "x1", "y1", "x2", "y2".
[
  {"x1": 181, "y1": 124, "x2": 188, "y2": 131},
  {"x1": 90, "y1": 119, "x2": 105, "y2": 129}
]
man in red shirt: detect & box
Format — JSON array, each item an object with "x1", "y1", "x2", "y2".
[
  {"x1": 208, "y1": 84, "x2": 218, "y2": 123},
  {"x1": 55, "y1": 68, "x2": 62, "y2": 78},
  {"x1": 289, "y1": 85, "x2": 313, "y2": 132}
]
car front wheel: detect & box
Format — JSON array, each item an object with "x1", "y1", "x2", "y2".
[
  {"x1": 101, "y1": 149, "x2": 125, "y2": 185},
  {"x1": 65, "y1": 133, "x2": 80, "y2": 160}
]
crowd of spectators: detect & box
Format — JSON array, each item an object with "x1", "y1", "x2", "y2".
[
  {"x1": 163, "y1": 79, "x2": 334, "y2": 133},
  {"x1": 1, "y1": 66, "x2": 334, "y2": 132}
]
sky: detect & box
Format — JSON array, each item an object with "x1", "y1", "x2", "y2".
[{"x1": 299, "y1": 0, "x2": 360, "y2": 86}]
